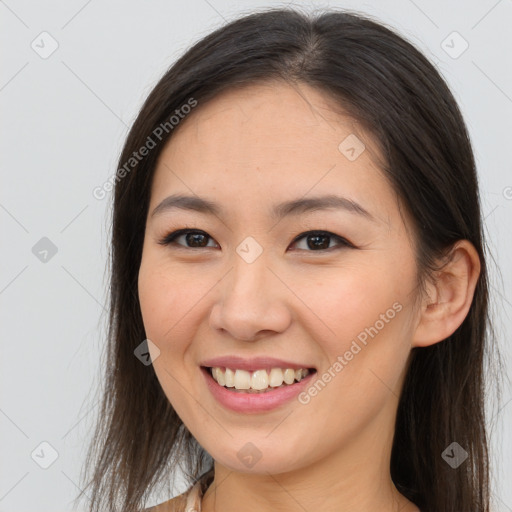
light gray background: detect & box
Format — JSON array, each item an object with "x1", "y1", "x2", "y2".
[{"x1": 1, "y1": 1, "x2": 511, "y2": 511}]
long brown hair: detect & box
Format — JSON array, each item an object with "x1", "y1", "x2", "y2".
[{"x1": 74, "y1": 7, "x2": 503, "y2": 511}]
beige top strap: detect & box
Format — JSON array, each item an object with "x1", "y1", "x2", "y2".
[{"x1": 183, "y1": 468, "x2": 214, "y2": 512}]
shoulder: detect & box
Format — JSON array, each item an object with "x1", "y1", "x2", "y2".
[{"x1": 144, "y1": 492, "x2": 188, "y2": 512}]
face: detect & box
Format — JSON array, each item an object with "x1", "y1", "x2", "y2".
[{"x1": 137, "y1": 81, "x2": 421, "y2": 475}]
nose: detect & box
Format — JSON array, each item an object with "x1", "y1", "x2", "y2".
[{"x1": 209, "y1": 252, "x2": 292, "y2": 342}]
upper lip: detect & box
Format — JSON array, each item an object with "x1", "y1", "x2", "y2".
[{"x1": 200, "y1": 356, "x2": 316, "y2": 372}]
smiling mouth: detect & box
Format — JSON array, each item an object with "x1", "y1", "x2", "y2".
[{"x1": 202, "y1": 366, "x2": 317, "y2": 394}]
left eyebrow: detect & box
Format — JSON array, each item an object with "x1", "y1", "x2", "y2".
[
  {"x1": 150, "y1": 193, "x2": 377, "y2": 223},
  {"x1": 272, "y1": 194, "x2": 376, "y2": 222}
]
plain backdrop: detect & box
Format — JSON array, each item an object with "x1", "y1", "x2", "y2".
[{"x1": 1, "y1": 1, "x2": 511, "y2": 511}]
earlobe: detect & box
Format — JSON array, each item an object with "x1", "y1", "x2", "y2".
[{"x1": 412, "y1": 240, "x2": 481, "y2": 348}]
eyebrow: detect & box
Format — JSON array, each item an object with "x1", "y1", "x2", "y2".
[{"x1": 150, "y1": 193, "x2": 376, "y2": 222}]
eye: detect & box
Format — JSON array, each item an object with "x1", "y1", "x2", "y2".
[
  {"x1": 158, "y1": 229, "x2": 218, "y2": 249},
  {"x1": 158, "y1": 228, "x2": 355, "y2": 252},
  {"x1": 289, "y1": 230, "x2": 354, "y2": 251}
]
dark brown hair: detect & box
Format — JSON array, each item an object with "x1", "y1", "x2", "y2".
[{"x1": 74, "y1": 7, "x2": 502, "y2": 512}]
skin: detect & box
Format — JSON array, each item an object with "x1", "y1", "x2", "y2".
[{"x1": 137, "y1": 81, "x2": 480, "y2": 512}]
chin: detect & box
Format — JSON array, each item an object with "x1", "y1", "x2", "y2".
[
  {"x1": 219, "y1": 457, "x2": 300, "y2": 475},
  {"x1": 208, "y1": 441, "x2": 314, "y2": 476}
]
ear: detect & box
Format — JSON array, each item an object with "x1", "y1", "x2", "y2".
[{"x1": 412, "y1": 240, "x2": 481, "y2": 348}]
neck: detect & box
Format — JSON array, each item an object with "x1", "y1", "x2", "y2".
[{"x1": 200, "y1": 416, "x2": 419, "y2": 512}]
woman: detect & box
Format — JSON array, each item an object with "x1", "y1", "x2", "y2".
[{"x1": 76, "y1": 7, "x2": 499, "y2": 512}]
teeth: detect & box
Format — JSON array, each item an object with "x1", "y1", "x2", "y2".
[
  {"x1": 209, "y1": 367, "x2": 311, "y2": 391},
  {"x1": 215, "y1": 367, "x2": 226, "y2": 386},
  {"x1": 283, "y1": 368, "x2": 295, "y2": 385},
  {"x1": 233, "y1": 369, "x2": 251, "y2": 389},
  {"x1": 224, "y1": 368, "x2": 235, "y2": 387},
  {"x1": 251, "y1": 369, "x2": 269, "y2": 390},
  {"x1": 269, "y1": 368, "x2": 284, "y2": 387}
]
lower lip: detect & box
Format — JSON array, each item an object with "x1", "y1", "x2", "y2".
[{"x1": 201, "y1": 367, "x2": 317, "y2": 413}]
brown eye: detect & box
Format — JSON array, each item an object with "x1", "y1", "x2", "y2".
[
  {"x1": 158, "y1": 229, "x2": 218, "y2": 249},
  {"x1": 289, "y1": 231, "x2": 354, "y2": 251}
]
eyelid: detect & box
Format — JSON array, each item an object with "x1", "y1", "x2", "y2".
[
  {"x1": 290, "y1": 230, "x2": 355, "y2": 250},
  {"x1": 158, "y1": 228, "x2": 356, "y2": 251},
  {"x1": 157, "y1": 228, "x2": 218, "y2": 248}
]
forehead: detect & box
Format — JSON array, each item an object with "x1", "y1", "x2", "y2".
[
  {"x1": 167, "y1": 81, "x2": 383, "y2": 161},
  {"x1": 149, "y1": 81, "x2": 397, "y2": 227}
]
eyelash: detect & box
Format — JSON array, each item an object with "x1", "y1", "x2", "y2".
[{"x1": 157, "y1": 228, "x2": 355, "y2": 252}]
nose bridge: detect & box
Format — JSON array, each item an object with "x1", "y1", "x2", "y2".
[
  {"x1": 228, "y1": 241, "x2": 270, "y2": 306},
  {"x1": 227, "y1": 232, "x2": 270, "y2": 293},
  {"x1": 210, "y1": 240, "x2": 290, "y2": 340}
]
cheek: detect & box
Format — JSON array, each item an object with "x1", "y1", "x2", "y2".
[
  {"x1": 138, "y1": 251, "x2": 195, "y2": 334},
  {"x1": 137, "y1": 255, "x2": 219, "y2": 363},
  {"x1": 137, "y1": 256, "x2": 191, "y2": 362},
  {"x1": 297, "y1": 260, "x2": 413, "y2": 398},
  {"x1": 137, "y1": 258, "x2": 200, "y2": 413},
  {"x1": 298, "y1": 263, "x2": 404, "y2": 345}
]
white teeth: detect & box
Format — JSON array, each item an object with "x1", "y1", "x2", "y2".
[
  {"x1": 215, "y1": 368, "x2": 226, "y2": 386},
  {"x1": 251, "y1": 369, "x2": 269, "y2": 390},
  {"x1": 283, "y1": 368, "x2": 295, "y2": 385},
  {"x1": 224, "y1": 367, "x2": 235, "y2": 387},
  {"x1": 269, "y1": 368, "x2": 284, "y2": 387},
  {"x1": 233, "y1": 369, "x2": 251, "y2": 389},
  {"x1": 210, "y1": 367, "x2": 311, "y2": 391}
]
